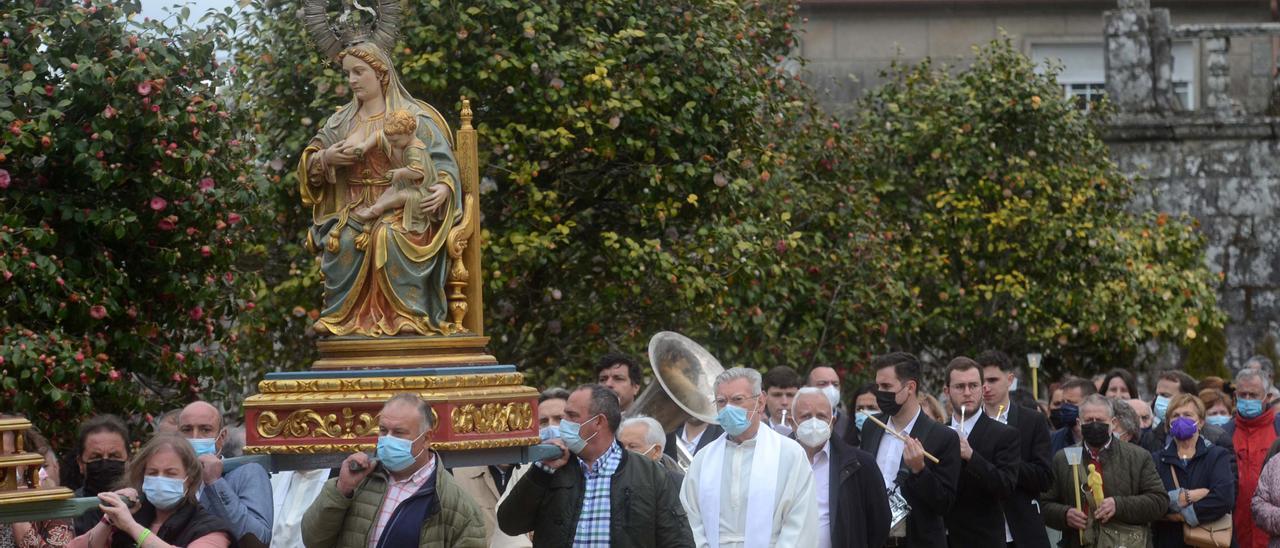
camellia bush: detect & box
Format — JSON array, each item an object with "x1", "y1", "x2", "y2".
[
  {"x1": 851, "y1": 39, "x2": 1224, "y2": 378},
  {"x1": 234, "y1": 0, "x2": 907, "y2": 387},
  {"x1": 0, "y1": 0, "x2": 271, "y2": 445}
]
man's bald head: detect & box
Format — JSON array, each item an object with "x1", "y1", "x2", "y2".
[{"x1": 178, "y1": 401, "x2": 225, "y2": 448}]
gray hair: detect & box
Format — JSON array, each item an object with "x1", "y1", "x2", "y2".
[
  {"x1": 791, "y1": 386, "x2": 831, "y2": 415},
  {"x1": 1237, "y1": 368, "x2": 1273, "y2": 393},
  {"x1": 539, "y1": 387, "x2": 571, "y2": 403},
  {"x1": 384, "y1": 393, "x2": 434, "y2": 435},
  {"x1": 714, "y1": 367, "x2": 763, "y2": 396},
  {"x1": 1109, "y1": 398, "x2": 1140, "y2": 440},
  {"x1": 1080, "y1": 394, "x2": 1114, "y2": 418},
  {"x1": 619, "y1": 416, "x2": 665, "y2": 449}
]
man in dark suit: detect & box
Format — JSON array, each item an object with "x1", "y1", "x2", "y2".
[
  {"x1": 978, "y1": 350, "x2": 1053, "y2": 548},
  {"x1": 792, "y1": 386, "x2": 890, "y2": 548},
  {"x1": 942, "y1": 357, "x2": 1020, "y2": 548},
  {"x1": 860, "y1": 352, "x2": 961, "y2": 548},
  {"x1": 663, "y1": 417, "x2": 722, "y2": 463}
]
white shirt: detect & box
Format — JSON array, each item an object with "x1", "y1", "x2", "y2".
[
  {"x1": 680, "y1": 430, "x2": 819, "y2": 548},
  {"x1": 990, "y1": 404, "x2": 1015, "y2": 543},
  {"x1": 808, "y1": 442, "x2": 832, "y2": 548},
  {"x1": 680, "y1": 424, "x2": 707, "y2": 456},
  {"x1": 949, "y1": 407, "x2": 980, "y2": 437},
  {"x1": 876, "y1": 409, "x2": 921, "y2": 488}
]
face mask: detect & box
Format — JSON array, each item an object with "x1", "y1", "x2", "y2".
[
  {"x1": 1206, "y1": 415, "x2": 1232, "y2": 427},
  {"x1": 642, "y1": 444, "x2": 660, "y2": 460},
  {"x1": 1239, "y1": 398, "x2": 1265, "y2": 419},
  {"x1": 189, "y1": 438, "x2": 218, "y2": 458},
  {"x1": 82, "y1": 459, "x2": 126, "y2": 496},
  {"x1": 1081, "y1": 421, "x2": 1111, "y2": 448},
  {"x1": 1153, "y1": 396, "x2": 1170, "y2": 425},
  {"x1": 559, "y1": 414, "x2": 602, "y2": 454},
  {"x1": 143, "y1": 475, "x2": 186, "y2": 510},
  {"x1": 821, "y1": 385, "x2": 841, "y2": 409},
  {"x1": 1169, "y1": 417, "x2": 1198, "y2": 441},
  {"x1": 795, "y1": 417, "x2": 833, "y2": 449},
  {"x1": 717, "y1": 401, "x2": 758, "y2": 437},
  {"x1": 875, "y1": 387, "x2": 905, "y2": 417},
  {"x1": 539, "y1": 425, "x2": 561, "y2": 442},
  {"x1": 376, "y1": 431, "x2": 426, "y2": 472},
  {"x1": 1050, "y1": 403, "x2": 1079, "y2": 430},
  {"x1": 855, "y1": 412, "x2": 869, "y2": 431},
  {"x1": 770, "y1": 421, "x2": 794, "y2": 437}
]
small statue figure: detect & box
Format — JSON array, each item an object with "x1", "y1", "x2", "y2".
[
  {"x1": 1086, "y1": 463, "x2": 1105, "y2": 508},
  {"x1": 347, "y1": 110, "x2": 439, "y2": 233}
]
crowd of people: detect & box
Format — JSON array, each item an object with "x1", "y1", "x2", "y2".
[{"x1": 6, "y1": 351, "x2": 1280, "y2": 547}]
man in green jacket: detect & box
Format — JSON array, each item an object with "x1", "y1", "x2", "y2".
[
  {"x1": 302, "y1": 393, "x2": 486, "y2": 548},
  {"x1": 1041, "y1": 394, "x2": 1168, "y2": 548},
  {"x1": 497, "y1": 384, "x2": 694, "y2": 547}
]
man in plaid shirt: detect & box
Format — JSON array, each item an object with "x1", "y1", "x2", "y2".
[{"x1": 498, "y1": 384, "x2": 694, "y2": 548}]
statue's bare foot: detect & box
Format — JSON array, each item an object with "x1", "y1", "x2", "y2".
[{"x1": 352, "y1": 206, "x2": 378, "y2": 222}]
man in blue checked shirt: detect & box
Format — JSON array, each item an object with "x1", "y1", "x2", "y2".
[{"x1": 497, "y1": 384, "x2": 694, "y2": 548}]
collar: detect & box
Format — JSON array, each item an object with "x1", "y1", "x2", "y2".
[
  {"x1": 390, "y1": 455, "x2": 436, "y2": 487},
  {"x1": 580, "y1": 441, "x2": 623, "y2": 476},
  {"x1": 888, "y1": 408, "x2": 922, "y2": 437},
  {"x1": 809, "y1": 441, "x2": 831, "y2": 465},
  {"x1": 1084, "y1": 437, "x2": 1113, "y2": 462},
  {"x1": 950, "y1": 408, "x2": 981, "y2": 435},
  {"x1": 986, "y1": 401, "x2": 1011, "y2": 423}
]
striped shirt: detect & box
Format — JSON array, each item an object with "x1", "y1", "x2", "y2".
[
  {"x1": 573, "y1": 442, "x2": 623, "y2": 547},
  {"x1": 368, "y1": 457, "x2": 436, "y2": 548}
]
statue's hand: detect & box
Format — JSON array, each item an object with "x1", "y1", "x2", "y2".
[
  {"x1": 420, "y1": 183, "x2": 451, "y2": 217},
  {"x1": 324, "y1": 142, "x2": 358, "y2": 167}
]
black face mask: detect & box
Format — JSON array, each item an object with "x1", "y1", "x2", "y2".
[
  {"x1": 1050, "y1": 403, "x2": 1080, "y2": 430},
  {"x1": 875, "y1": 387, "x2": 905, "y2": 417},
  {"x1": 1081, "y1": 421, "x2": 1112, "y2": 448},
  {"x1": 82, "y1": 459, "x2": 126, "y2": 496}
]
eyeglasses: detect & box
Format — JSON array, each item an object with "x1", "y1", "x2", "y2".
[{"x1": 714, "y1": 394, "x2": 757, "y2": 409}]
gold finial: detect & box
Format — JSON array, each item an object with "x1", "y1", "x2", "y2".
[{"x1": 460, "y1": 97, "x2": 473, "y2": 130}]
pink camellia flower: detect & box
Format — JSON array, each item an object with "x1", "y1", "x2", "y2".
[
  {"x1": 74, "y1": 352, "x2": 84, "y2": 362},
  {"x1": 89, "y1": 305, "x2": 107, "y2": 319},
  {"x1": 150, "y1": 105, "x2": 159, "y2": 113},
  {"x1": 108, "y1": 369, "x2": 120, "y2": 381},
  {"x1": 149, "y1": 196, "x2": 167, "y2": 211},
  {"x1": 227, "y1": 212, "x2": 242, "y2": 225},
  {"x1": 189, "y1": 306, "x2": 204, "y2": 321},
  {"x1": 157, "y1": 217, "x2": 177, "y2": 231},
  {"x1": 198, "y1": 177, "x2": 215, "y2": 192},
  {"x1": 0, "y1": 169, "x2": 10, "y2": 189},
  {"x1": 200, "y1": 245, "x2": 211, "y2": 257},
  {"x1": 137, "y1": 81, "x2": 152, "y2": 96},
  {"x1": 2, "y1": 271, "x2": 12, "y2": 281},
  {"x1": 103, "y1": 105, "x2": 117, "y2": 119},
  {"x1": 174, "y1": 352, "x2": 185, "y2": 363}
]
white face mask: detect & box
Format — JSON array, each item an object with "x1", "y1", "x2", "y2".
[
  {"x1": 795, "y1": 417, "x2": 833, "y2": 449},
  {"x1": 821, "y1": 385, "x2": 841, "y2": 409}
]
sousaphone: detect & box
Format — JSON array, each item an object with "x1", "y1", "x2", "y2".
[{"x1": 626, "y1": 331, "x2": 724, "y2": 468}]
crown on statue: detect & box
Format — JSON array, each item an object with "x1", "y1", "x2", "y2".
[{"x1": 302, "y1": 0, "x2": 403, "y2": 60}]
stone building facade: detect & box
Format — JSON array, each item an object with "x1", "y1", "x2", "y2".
[{"x1": 798, "y1": 0, "x2": 1280, "y2": 368}]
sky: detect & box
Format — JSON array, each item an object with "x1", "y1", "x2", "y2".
[{"x1": 138, "y1": 0, "x2": 244, "y2": 26}]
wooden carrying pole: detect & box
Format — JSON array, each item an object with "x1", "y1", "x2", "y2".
[{"x1": 860, "y1": 412, "x2": 940, "y2": 464}]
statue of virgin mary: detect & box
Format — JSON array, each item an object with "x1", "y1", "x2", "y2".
[{"x1": 297, "y1": 37, "x2": 463, "y2": 337}]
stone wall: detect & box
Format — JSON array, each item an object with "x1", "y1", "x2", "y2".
[{"x1": 1107, "y1": 118, "x2": 1280, "y2": 365}]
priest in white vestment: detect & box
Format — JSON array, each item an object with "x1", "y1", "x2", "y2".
[{"x1": 680, "y1": 367, "x2": 818, "y2": 548}]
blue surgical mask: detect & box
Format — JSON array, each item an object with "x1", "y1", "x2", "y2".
[
  {"x1": 717, "y1": 401, "x2": 758, "y2": 437},
  {"x1": 1153, "y1": 396, "x2": 1170, "y2": 425},
  {"x1": 559, "y1": 414, "x2": 602, "y2": 454},
  {"x1": 143, "y1": 475, "x2": 186, "y2": 510},
  {"x1": 376, "y1": 431, "x2": 426, "y2": 472},
  {"x1": 189, "y1": 438, "x2": 217, "y2": 457},
  {"x1": 539, "y1": 425, "x2": 561, "y2": 442},
  {"x1": 855, "y1": 412, "x2": 869, "y2": 431},
  {"x1": 1239, "y1": 398, "x2": 1265, "y2": 419},
  {"x1": 1206, "y1": 415, "x2": 1232, "y2": 427}
]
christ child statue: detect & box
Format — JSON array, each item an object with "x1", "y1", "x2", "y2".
[{"x1": 349, "y1": 109, "x2": 437, "y2": 232}]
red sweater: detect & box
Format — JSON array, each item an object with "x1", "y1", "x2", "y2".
[{"x1": 1235, "y1": 407, "x2": 1278, "y2": 548}]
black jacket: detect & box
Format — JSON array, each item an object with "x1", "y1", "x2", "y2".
[
  {"x1": 944, "y1": 413, "x2": 1020, "y2": 548},
  {"x1": 828, "y1": 437, "x2": 890, "y2": 548},
  {"x1": 1002, "y1": 404, "x2": 1053, "y2": 548},
  {"x1": 833, "y1": 408, "x2": 858, "y2": 447},
  {"x1": 663, "y1": 423, "x2": 722, "y2": 462},
  {"x1": 860, "y1": 409, "x2": 961, "y2": 548},
  {"x1": 498, "y1": 443, "x2": 693, "y2": 548}
]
